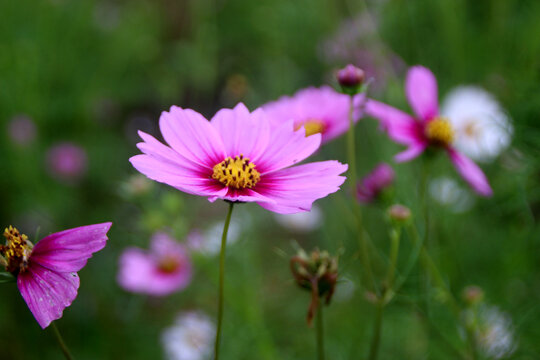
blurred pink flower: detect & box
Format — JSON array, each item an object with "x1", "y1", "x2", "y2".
[
  {"x1": 366, "y1": 66, "x2": 493, "y2": 196},
  {"x1": 46, "y1": 142, "x2": 88, "y2": 182},
  {"x1": 117, "y1": 232, "x2": 192, "y2": 296},
  {"x1": 7, "y1": 115, "x2": 37, "y2": 146},
  {"x1": 130, "y1": 103, "x2": 348, "y2": 214},
  {"x1": 262, "y1": 86, "x2": 364, "y2": 143},
  {"x1": 1, "y1": 223, "x2": 111, "y2": 328},
  {"x1": 356, "y1": 163, "x2": 394, "y2": 203}
]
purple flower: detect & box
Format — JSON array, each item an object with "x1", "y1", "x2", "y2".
[
  {"x1": 365, "y1": 66, "x2": 493, "y2": 196},
  {"x1": 8, "y1": 115, "x2": 37, "y2": 146},
  {"x1": 1, "y1": 223, "x2": 112, "y2": 328},
  {"x1": 117, "y1": 232, "x2": 192, "y2": 296},
  {"x1": 46, "y1": 142, "x2": 88, "y2": 182},
  {"x1": 356, "y1": 163, "x2": 395, "y2": 203},
  {"x1": 262, "y1": 86, "x2": 364, "y2": 143},
  {"x1": 130, "y1": 103, "x2": 348, "y2": 214}
]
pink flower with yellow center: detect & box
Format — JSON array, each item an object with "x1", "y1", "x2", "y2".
[
  {"x1": 365, "y1": 66, "x2": 493, "y2": 197},
  {"x1": 130, "y1": 103, "x2": 348, "y2": 214},
  {"x1": 0, "y1": 223, "x2": 111, "y2": 328},
  {"x1": 262, "y1": 86, "x2": 364, "y2": 143},
  {"x1": 117, "y1": 232, "x2": 192, "y2": 296}
]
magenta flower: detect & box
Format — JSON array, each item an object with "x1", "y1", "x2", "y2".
[
  {"x1": 0, "y1": 223, "x2": 111, "y2": 328},
  {"x1": 46, "y1": 142, "x2": 88, "y2": 182},
  {"x1": 262, "y1": 86, "x2": 364, "y2": 143},
  {"x1": 117, "y1": 232, "x2": 192, "y2": 296},
  {"x1": 357, "y1": 163, "x2": 395, "y2": 203},
  {"x1": 130, "y1": 103, "x2": 348, "y2": 214},
  {"x1": 365, "y1": 66, "x2": 493, "y2": 196}
]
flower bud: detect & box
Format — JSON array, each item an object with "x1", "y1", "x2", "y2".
[
  {"x1": 290, "y1": 248, "x2": 338, "y2": 325},
  {"x1": 462, "y1": 285, "x2": 484, "y2": 306},
  {"x1": 336, "y1": 64, "x2": 365, "y2": 95},
  {"x1": 387, "y1": 204, "x2": 412, "y2": 223},
  {"x1": 357, "y1": 163, "x2": 395, "y2": 204}
]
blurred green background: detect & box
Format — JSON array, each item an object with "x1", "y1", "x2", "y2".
[{"x1": 1, "y1": 0, "x2": 540, "y2": 359}]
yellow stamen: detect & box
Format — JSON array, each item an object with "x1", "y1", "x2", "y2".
[
  {"x1": 425, "y1": 117, "x2": 454, "y2": 146},
  {"x1": 295, "y1": 119, "x2": 326, "y2": 137},
  {"x1": 212, "y1": 155, "x2": 261, "y2": 189},
  {"x1": 2, "y1": 226, "x2": 33, "y2": 274}
]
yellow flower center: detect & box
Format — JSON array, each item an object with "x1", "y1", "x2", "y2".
[
  {"x1": 425, "y1": 117, "x2": 454, "y2": 146},
  {"x1": 295, "y1": 119, "x2": 326, "y2": 137},
  {"x1": 1, "y1": 226, "x2": 33, "y2": 274},
  {"x1": 158, "y1": 256, "x2": 180, "y2": 273},
  {"x1": 212, "y1": 155, "x2": 261, "y2": 189}
]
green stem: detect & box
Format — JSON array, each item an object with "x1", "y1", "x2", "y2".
[
  {"x1": 346, "y1": 94, "x2": 378, "y2": 295},
  {"x1": 367, "y1": 302, "x2": 384, "y2": 360},
  {"x1": 214, "y1": 202, "x2": 235, "y2": 360},
  {"x1": 384, "y1": 228, "x2": 401, "y2": 302},
  {"x1": 316, "y1": 305, "x2": 325, "y2": 360},
  {"x1": 51, "y1": 322, "x2": 74, "y2": 360}
]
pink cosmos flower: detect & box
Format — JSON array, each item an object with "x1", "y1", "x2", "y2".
[
  {"x1": 0, "y1": 223, "x2": 111, "y2": 329},
  {"x1": 130, "y1": 103, "x2": 348, "y2": 214},
  {"x1": 365, "y1": 66, "x2": 493, "y2": 196},
  {"x1": 46, "y1": 142, "x2": 88, "y2": 182},
  {"x1": 356, "y1": 163, "x2": 395, "y2": 203},
  {"x1": 262, "y1": 86, "x2": 364, "y2": 143},
  {"x1": 117, "y1": 232, "x2": 192, "y2": 296}
]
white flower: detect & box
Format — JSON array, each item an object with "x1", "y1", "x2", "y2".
[
  {"x1": 476, "y1": 306, "x2": 517, "y2": 359},
  {"x1": 186, "y1": 220, "x2": 241, "y2": 256},
  {"x1": 162, "y1": 312, "x2": 215, "y2": 360},
  {"x1": 441, "y1": 86, "x2": 512, "y2": 163},
  {"x1": 429, "y1": 177, "x2": 474, "y2": 213},
  {"x1": 274, "y1": 205, "x2": 322, "y2": 232}
]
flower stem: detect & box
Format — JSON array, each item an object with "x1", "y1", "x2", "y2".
[
  {"x1": 385, "y1": 228, "x2": 401, "y2": 295},
  {"x1": 51, "y1": 322, "x2": 74, "y2": 360},
  {"x1": 316, "y1": 304, "x2": 325, "y2": 360},
  {"x1": 368, "y1": 301, "x2": 384, "y2": 360},
  {"x1": 346, "y1": 95, "x2": 378, "y2": 295},
  {"x1": 214, "y1": 202, "x2": 235, "y2": 360}
]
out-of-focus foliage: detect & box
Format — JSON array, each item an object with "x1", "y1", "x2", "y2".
[{"x1": 1, "y1": 0, "x2": 539, "y2": 359}]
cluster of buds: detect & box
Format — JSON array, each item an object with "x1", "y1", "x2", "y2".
[{"x1": 290, "y1": 248, "x2": 338, "y2": 325}]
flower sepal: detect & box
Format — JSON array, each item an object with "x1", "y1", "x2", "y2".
[{"x1": 0, "y1": 271, "x2": 15, "y2": 284}]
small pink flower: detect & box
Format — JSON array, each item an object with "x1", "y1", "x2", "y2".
[
  {"x1": 46, "y1": 142, "x2": 88, "y2": 182},
  {"x1": 365, "y1": 66, "x2": 493, "y2": 196},
  {"x1": 357, "y1": 163, "x2": 395, "y2": 203},
  {"x1": 262, "y1": 86, "x2": 364, "y2": 143},
  {"x1": 117, "y1": 232, "x2": 192, "y2": 296},
  {"x1": 0, "y1": 223, "x2": 112, "y2": 328},
  {"x1": 130, "y1": 103, "x2": 348, "y2": 214}
]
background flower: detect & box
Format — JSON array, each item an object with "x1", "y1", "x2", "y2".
[
  {"x1": 441, "y1": 86, "x2": 513, "y2": 163},
  {"x1": 117, "y1": 232, "x2": 192, "y2": 296},
  {"x1": 45, "y1": 142, "x2": 88, "y2": 183},
  {"x1": 162, "y1": 312, "x2": 215, "y2": 360}
]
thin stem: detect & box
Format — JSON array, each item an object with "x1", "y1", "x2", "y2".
[
  {"x1": 316, "y1": 305, "x2": 325, "y2": 360},
  {"x1": 367, "y1": 301, "x2": 384, "y2": 360},
  {"x1": 385, "y1": 228, "x2": 401, "y2": 293},
  {"x1": 346, "y1": 95, "x2": 378, "y2": 295},
  {"x1": 51, "y1": 322, "x2": 74, "y2": 360},
  {"x1": 214, "y1": 202, "x2": 235, "y2": 360}
]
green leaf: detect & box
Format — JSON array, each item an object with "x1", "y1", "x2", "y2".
[{"x1": 0, "y1": 272, "x2": 15, "y2": 283}]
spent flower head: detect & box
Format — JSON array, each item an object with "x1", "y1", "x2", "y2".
[{"x1": 290, "y1": 248, "x2": 338, "y2": 325}]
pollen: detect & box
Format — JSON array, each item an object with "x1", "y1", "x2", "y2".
[
  {"x1": 212, "y1": 155, "x2": 261, "y2": 189},
  {"x1": 1, "y1": 226, "x2": 33, "y2": 274},
  {"x1": 295, "y1": 119, "x2": 326, "y2": 137},
  {"x1": 425, "y1": 117, "x2": 455, "y2": 146}
]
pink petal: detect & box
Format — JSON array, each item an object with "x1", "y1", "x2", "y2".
[
  {"x1": 365, "y1": 99, "x2": 424, "y2": 146},
  {"x1": 447, "y1": 147, "x2": 493, "y2": 197},
  {"x1": 159, "y1": 106, "x2": 226, "y2": 169},
  {"x1": 394, "y1": 143, "x2": 428, "y2": 163},
  {"x1": 30, "y1": 223, "x2": 112, "y2": 273},
  {"x1": 255, "y1": 161, "x2": 348, "y2": 214},
  {"x1": 405, "y1": 66, "x2": 439, "y2": 121},
  {"x1": 17, "y1": 263, "x2": 80, "y2": 329},
  {"x1": 255, "y1": 120, "x2": 322, "y2": 174},
  {"x1": 210, "y1": 103, "x2": 271, "y2": 163}
]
